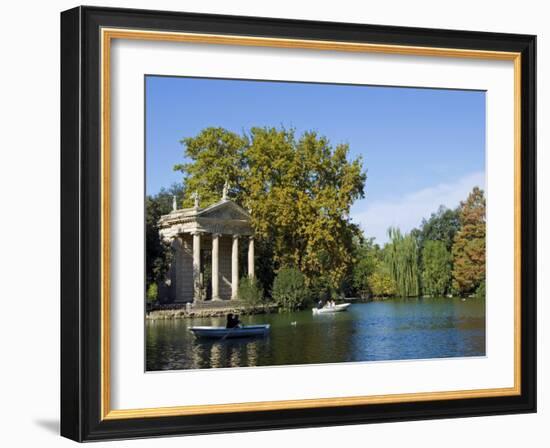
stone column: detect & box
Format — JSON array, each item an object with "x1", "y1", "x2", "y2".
[
  {"x1": 231, "y1": 235, "x2": 239, "y2": 299},
  {"x1": 211, "y1": 233, "x2": 220, "y2": 300},
  {"x1": 192, "y1": 232, "x2": 202, "y2": 301},
  {"x1": 248, "y1": 236, "x2": 255, "y2": 278}
]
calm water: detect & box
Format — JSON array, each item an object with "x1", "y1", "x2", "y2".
[{"x1": 146, "y1": 297, "x2": 485, "y2": 371}]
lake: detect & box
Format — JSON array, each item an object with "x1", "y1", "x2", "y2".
[{"x1": 145, "y1": 297, "x2": 485, "y2": 371}]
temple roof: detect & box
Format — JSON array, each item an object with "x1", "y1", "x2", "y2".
[{"x1": 158, "y1": 199, "x2": 253, "y2": 240}]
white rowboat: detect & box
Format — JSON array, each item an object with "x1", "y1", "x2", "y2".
[
  {"x1": 312, "y1": 303, "x2": 351, "y2": 314},
  {"x1": 190, "y1": 324, "x2": 270, "y2": 339}
]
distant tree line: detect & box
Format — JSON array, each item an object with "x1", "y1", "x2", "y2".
[{"x1": 351, "y1": 187, "x2": 486, "y2": 299}]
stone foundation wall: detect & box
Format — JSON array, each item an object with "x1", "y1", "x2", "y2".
[{"x1": 146, "y1": 303, "x2": 278, "y2": 320}]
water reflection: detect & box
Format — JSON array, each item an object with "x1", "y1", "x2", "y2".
[{"x1": 146, "y1": 297, "x2": 485, "y2": 371}]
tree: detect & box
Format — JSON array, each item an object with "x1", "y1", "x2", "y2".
[
  {"x1": 451, "y1": 187, "x2": 486, "y2": 296},
  {"x1": 272, "y1": 267, "x2": 309, "y2": 311},
  {"x1": 413, "y1": 205, "x2": 460, "y2": 293},
  {"x1": 352, "y1": 237, "x2": 382, "y2": 297},
  {"x1": 174, "y1": 127, "x2": 247, "y2": 207},
  {"x1": 237, "y1": 277, "x2": 264, "y2": 308},
  {"x1": 417, "y1": 205, "x2": 460, "y2": 253},
  {"x1": 385, "y1": 227, "x2": 420, "y2": 297},
  {"x1": 145, "y1": 184, "x2": 183, "y2": 302},
  {"x1": 146, "y1": 283, "x2": 158, "y2": 302},
  {"x1": 421, "y1": 240, "x2": 452, "y2": 296},
  {"x1": 176, "y1": 126, "x2": 366, "y2": 293},
  {"x1": 368, "y1": 266, "x2": 396, "y2": 297}
]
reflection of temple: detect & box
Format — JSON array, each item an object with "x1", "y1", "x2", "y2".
[{"x1": 158, "y1": 190, "x2": 254, "y2": 303}]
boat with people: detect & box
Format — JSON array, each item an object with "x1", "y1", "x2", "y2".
[
  {"x1": 312, "y1": 303, "x2": 351, "y2": 314},
  {"x1": 190, "y1": 324, "x2": 270, "y2": 339}
]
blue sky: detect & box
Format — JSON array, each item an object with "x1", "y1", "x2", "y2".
[{"x1": 146, "y1": 76, "x2": 485, "y2": 244}]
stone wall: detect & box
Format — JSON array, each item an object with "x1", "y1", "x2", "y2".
[
  {"x1": 173, "y1": 235, "x2": 193, "y2": 302},
  {"x1": 163, "y1": 233, "x2": 238, "y2": 303}
]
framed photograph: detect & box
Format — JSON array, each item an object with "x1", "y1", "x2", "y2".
[{"x1": 61, "y1": 6, "x2": 536, "y2": 441}]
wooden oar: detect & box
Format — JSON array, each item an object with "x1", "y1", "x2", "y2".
[{"x1": 220, "y1": 325, "x2": 240, "y2": 341}]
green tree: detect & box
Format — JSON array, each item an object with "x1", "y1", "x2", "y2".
[
  {"x1": 452, "y1": 187, "x2": 486, "y2": 296},
  {"x1": 146, "y1": 283, "x2": 158, "y2": 303},
  {"x1": 369, "y1": 266, "x2": 397, "y2": 297},
  {"x1": 476, "y1": 280, "x2": 486, "y2": 299},
  {"x1": 237, "y1": 277, "x2": 264, "y2": 308},
  {"x1": 385, "y1": 227, "x2": 420, "y2": 297},
  {"x1": 174, "y1": 127, "x2": 247, "y2": 207},
  {"x1": 145, "y1": 184, "x2": 183, "y2": 302},
  {"x1": 352, "y1": 237, "x2": 381, "y2": 297},
  {"x1": 421, "y1": 240, "x2": 452, "y2": 296},
  {"x1": 272, "y1": 267, "x2": 310, "y2": 311},
  {"x1": 417, "y1": 205, "x2": 461, "y2": 252},
  {"x1": 176, "y1": 126, "x2": 366, "y2": 294}
]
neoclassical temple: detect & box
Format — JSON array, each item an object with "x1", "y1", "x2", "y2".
[{"x1": 158, "y1": 190, "x2": 254, "y2": 303}]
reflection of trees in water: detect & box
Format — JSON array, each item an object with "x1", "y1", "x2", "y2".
[
  {"x1": 188, "y1": 338, "x2": 265, "y2": 368},
  {"x1": 229, "y1": 347, "x2": 241, "y2": 368},
  {"x1": 209, "y1": 343, "x2": 222, "y2": 368},
  {"x1": 146, "y1": 319, "x2": 196, "y2": 371},
  {"x1": 269, "y1": 311, "x2": 356, "y2": 366},
  {"x1": 246, "y1": 342, "x2": 259, "y2": 367}
]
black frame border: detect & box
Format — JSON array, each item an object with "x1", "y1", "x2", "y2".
[{"x1": 61, "y1": 6, "x2": 536, "y2": 442}]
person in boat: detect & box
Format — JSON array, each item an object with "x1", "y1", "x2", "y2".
[
  {"x1": 317, "y1": 299, "x2": 324, "y2": 309},
  {"x1": 226, "y1": 313, "x2": 241, "y2": 329},
  {"x1": 226, "y1": 313, "x2": 233, "y2": 328},
  {"x1": 232, "y1": 314, "x2": 242, "y2": 328}
]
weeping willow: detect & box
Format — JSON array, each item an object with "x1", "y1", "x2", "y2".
[{"x1": 385, "y1": 227, "x2": 420, "y2": 297}]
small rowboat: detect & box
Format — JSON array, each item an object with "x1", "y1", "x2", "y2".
[
  {"x1": 190, "y1": 324, "x2": 270, "y2": 339},
  {"x1": 312, "y1": 303, "x2": 351, "y2": 315}
]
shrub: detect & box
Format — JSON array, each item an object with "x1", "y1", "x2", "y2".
[
  {"x1": 368, "y1": 271, "x2": 396, "y2": 297},
  {"x1": 238, "y1": 277, "x2": 264, "y2": 308},
  {"x1": 146, "y1": 282, "x2": 158, "y2": 302},
  {"x1": 475, "y1": 280, "x2": 486, "y2": 299},
  {"x1": 272, "y1": 267, "x2": 309, "y2": 311}
]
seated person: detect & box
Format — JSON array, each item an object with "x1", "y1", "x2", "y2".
[
  {"x1": 226, "y1": 313, "x2": 241, "y2": 329},
  {"x1": 232, "y1": 314, "x2": 241, "y2": 328},
  {"x1": 226, "y1": 313, "x2": 235, "y2": 328}
]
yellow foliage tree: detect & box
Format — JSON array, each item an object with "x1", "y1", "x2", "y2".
[{"x1": 175, "y1": 126, "x2": 366, "y2": 292}]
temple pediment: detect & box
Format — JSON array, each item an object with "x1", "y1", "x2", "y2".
[
  {"x1": 158, "y1": 198, "x2": 253, "y2": 240},
  {"x1": 198, "y1": 200, "x2": 250, "y2": 221}
]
